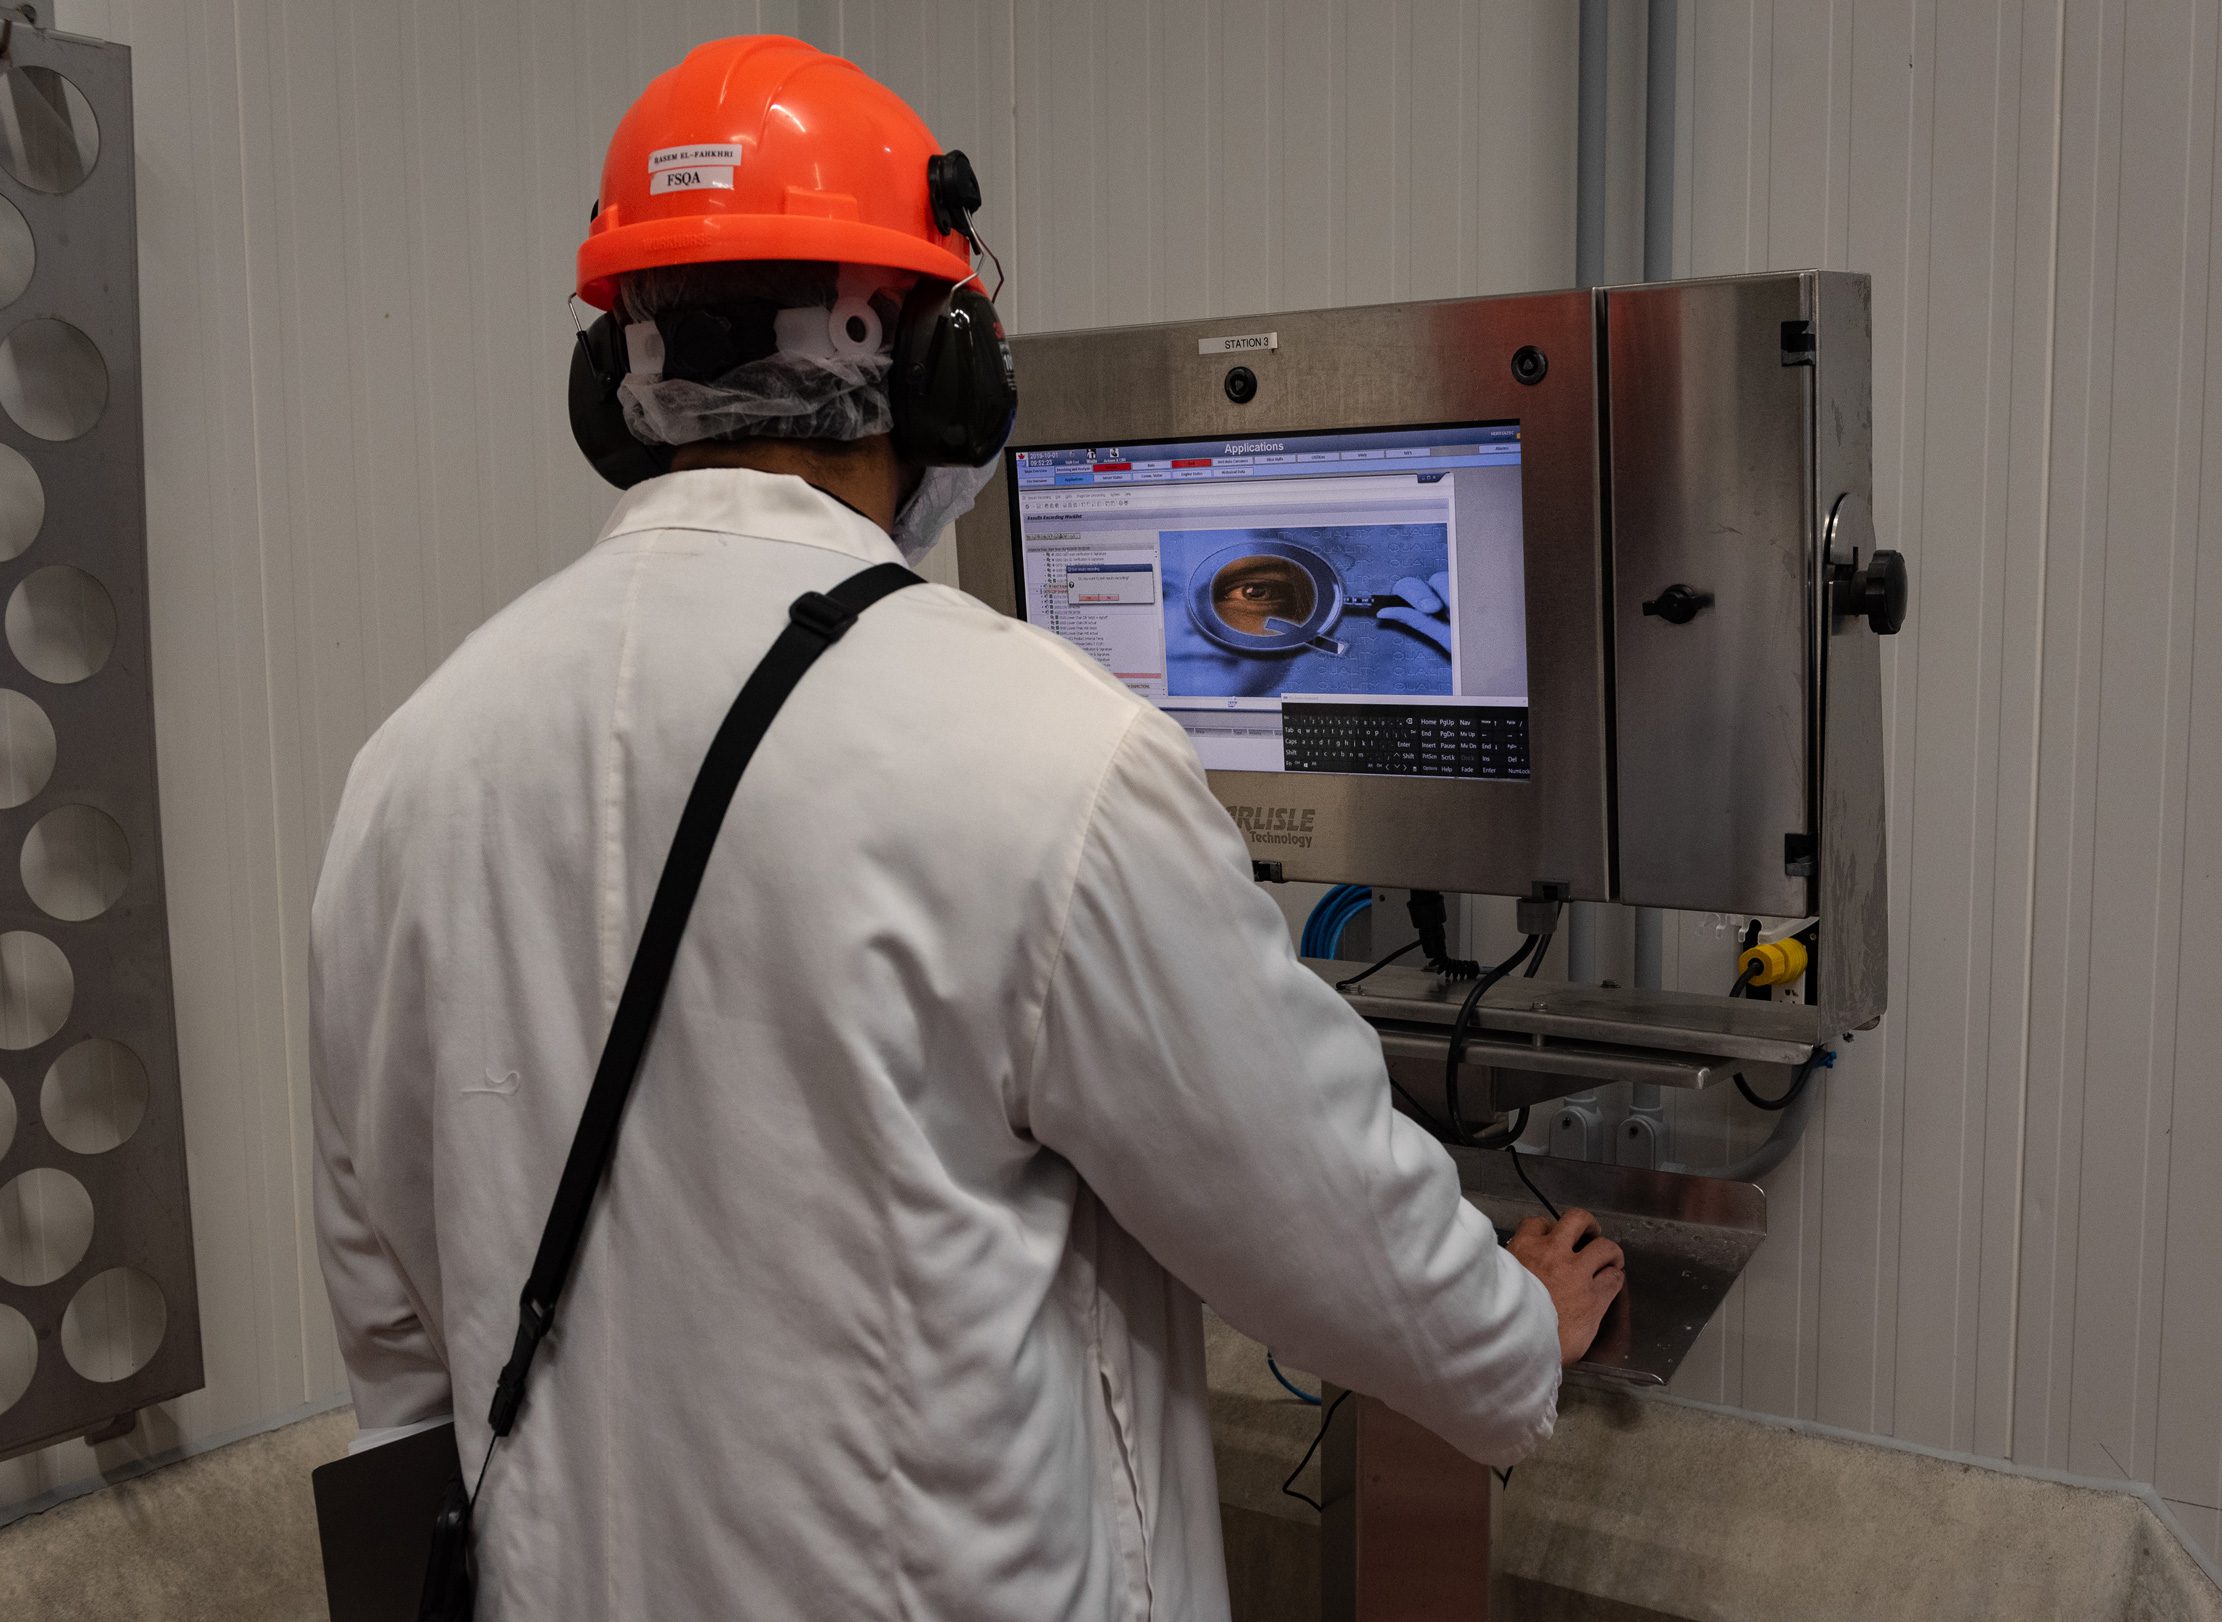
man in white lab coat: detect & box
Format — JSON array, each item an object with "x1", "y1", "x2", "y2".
[{"x1": 311, "y1": 36, "x2": 1622, "y2": 1621}]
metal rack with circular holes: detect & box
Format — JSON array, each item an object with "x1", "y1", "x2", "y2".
[{"x1": 0, "y1": 14, "x2": 200, "y2": 1461}]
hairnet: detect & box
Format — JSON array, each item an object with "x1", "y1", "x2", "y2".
[{"x1": 614, "y1": 260, "x2": 901, "y2": 446}]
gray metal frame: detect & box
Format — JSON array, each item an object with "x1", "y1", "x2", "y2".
[
  {"x1": 957, "y1": 292, "x2": 1616, "y2": 901},
  {"x1": 0, "y1": 23, "x2": 201, "y2": 1461}
]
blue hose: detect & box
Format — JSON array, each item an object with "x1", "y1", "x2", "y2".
[
  {"x1": 1322, "y1": 893, "x2": 1370, "y2": 957},
  {"x1": 1301, "y1": 884, "x2": 1373, "y2": 959},
  {"x1": 1267, "y1": 1351, "x2": 1322, "y2": 1405}
]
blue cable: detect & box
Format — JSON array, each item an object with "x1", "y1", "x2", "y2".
[
  {"x1": 1266, "y1": 1351, "x2": 1322, "y2": 1405},
  {"x1": 1322, "y1": 890, "x2": 1372, "y2": 957},
  {"x1": 1300, "y1": 884, "x2": 1368, "y2": 958}
]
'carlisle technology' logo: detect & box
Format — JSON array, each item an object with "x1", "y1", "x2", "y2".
[{"x1": 1230, "y1": 804, "x2": 1319, "y2": 849}]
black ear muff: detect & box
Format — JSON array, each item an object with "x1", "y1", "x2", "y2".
[
  {"x1": 568, "y1": 311, "x2": 674, "y2": 490},
  {"x1": 889, "y1": 281, "x2": 1016, "y2": 467}
]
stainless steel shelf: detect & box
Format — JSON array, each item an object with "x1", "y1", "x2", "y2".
[
  {"x1": 1316, "y1": 958, "x2": 1825, "y2": 1065},
  {"x1": 1453, "y1": 1150, "x2": 1767, "y2": 1386}
]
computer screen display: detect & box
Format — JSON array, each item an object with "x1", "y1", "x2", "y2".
[{"x1": 1010, "y1": 422, "x2": 1530, "y2": 780}]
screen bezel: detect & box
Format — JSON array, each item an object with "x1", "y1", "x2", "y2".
[{"x1": 955, "y1": 291, "x2": 1610, "y2": 900}]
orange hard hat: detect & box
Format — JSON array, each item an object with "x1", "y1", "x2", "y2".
[{"x1": 576, "y1": 36, "x2": 978, "y2": 310}]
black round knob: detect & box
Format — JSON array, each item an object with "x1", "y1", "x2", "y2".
[
  {"x1": 1511, "y1": 345, "x2": 1549, "y2": 385},
  {"x1": 1224, "y1": 365, "x2": 1257, "y2": 404},
  {"x1": 1640, "y1": 583, "x2": 1713, "y2": 625},
  {"x1": 1856, "y1": 549, "x2": 1909, "y2": 635}
]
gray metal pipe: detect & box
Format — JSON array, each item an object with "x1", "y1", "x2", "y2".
[
  {"x1": 1643, "y1": 0, "x2": 1677, "y2": 281},
  {"x1": 1667, "y1": 1069, "x2": 1820, "y2": 1183},
  {"x1": 1576, "y1": 0, "x2": 1611, "y2": 286}
]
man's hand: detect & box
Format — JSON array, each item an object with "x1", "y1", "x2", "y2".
[
  {"x1": 1376, "y1": 571, "x2": 1454, "y2": 653},
  {"x1": 1505, "y1": 1208, "x2": 1625, "y2": 1366}
]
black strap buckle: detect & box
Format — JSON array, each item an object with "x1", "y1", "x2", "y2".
[
  {"x1": 487, "y1": 1294, "x2": 555, "y2": 1436},
  {"x1": 789, "y1": 590, "x2": 858, "y2": 643}
]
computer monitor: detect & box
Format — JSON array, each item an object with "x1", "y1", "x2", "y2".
[
  {"x1": 1010, "y1": 422, "x2": 1530, "y2": 783},
  {"x1": 957, "y1": 290, "x2": 1614, "y2": 900}
]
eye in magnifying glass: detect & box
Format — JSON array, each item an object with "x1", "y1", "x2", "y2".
[{"x1": 1211, "y1": 556, "x2": 1317, "y2": 635}]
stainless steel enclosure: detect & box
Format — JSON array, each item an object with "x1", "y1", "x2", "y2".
[{"x1": 957, "y1": 271, "x2": 1893, "y2": 1038}]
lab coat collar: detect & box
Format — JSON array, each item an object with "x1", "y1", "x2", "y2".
[{"x1": 598, "y1": 466, "x2": 906, "y2": 569}]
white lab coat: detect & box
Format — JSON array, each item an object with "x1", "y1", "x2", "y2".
[{"x1": 311, "y1": 468, "x2": 1559, "y2": 1621}]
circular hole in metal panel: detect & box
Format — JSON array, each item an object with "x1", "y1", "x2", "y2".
[
  {"x1": 6, "y1": 565, "x2": 115, "y2": 684},
  {"x1": 0, "y1": 1075, "x2": 13, "y2": 1160},
  {"x1": 0, "y1": 65, "x2": 99, "y2": 194},
  {"x1": 42, "y1": 1037, "x2": 145, "y2": 1155},
  {"x1": 0, "y1": 442, "x2": 43, "y2": 560},
  {"x1": 22, "y1": 803, "x2": 128, "y2": 921},
  {"x1": 0, "y1": 1163, "x2": 93, "y2": 1285},
  {"x1": 0, "y1": 1302, "x2": 32, "y2": 1414},
  {"x1": 0, "y1": 928, "x2": 69, "y2": 1049},
  {"x1": 62, "y1": 1266, "x2": 164, "y2": 1383},
  {"x1": 0, "y1": 193, "x2": 32, "y2": 308},
  {"x1": 0, "y1": 318, "x2": 108, "y2": 441},
  {"x1": 0, "y1": 687, "x2": 54, "y2": 805}
]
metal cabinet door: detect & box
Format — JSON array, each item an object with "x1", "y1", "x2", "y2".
[{"x1": 1606, "y1": 274, "x2": 1815, "y2": 917}]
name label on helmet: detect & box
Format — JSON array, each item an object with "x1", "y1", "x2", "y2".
[
  {"x1": 648, "y1": 144, "x2": 743, "y2": 195},
  {"x1": 1197, "y1": 331, "x2": 1278, "y2": 355}
]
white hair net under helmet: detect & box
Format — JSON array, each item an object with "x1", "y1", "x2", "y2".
[
  {"x1": 613, "y1": 259, "x2": 1003, "y2": 567},
  {"x1": 614, "y1": 260, "x2": 905, "y2": 447}
]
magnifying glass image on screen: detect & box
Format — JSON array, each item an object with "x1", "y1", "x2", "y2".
[
  {"x1": 1161, "y1": 524, "x2": 1457, "y2": 700},
  {"x1": 1184, "y1": 537, "x2": 1448, "y2": 657}
]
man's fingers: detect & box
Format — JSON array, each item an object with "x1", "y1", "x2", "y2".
[
  {"x1": 1510, "y1": 1215, "x2": 1552, "y2": 1245},
  {"x1": 1376, "y1": 607, "x2": 1453, "y2": 652},
  {"x1": 1583, "y1": 1238, "x2": 1626, "y2": 1277},
  {"x1": 1550, "y1": 1208, "x2": 1603, "y2": 1253},
  {"x1": 1393, "y1": 574, "x2": 1444, "y2": 615}
]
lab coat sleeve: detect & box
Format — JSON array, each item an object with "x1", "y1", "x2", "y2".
[
  {"x1": 310, "y1": 922, "x2": 453, "y2": 1432},
  {"x1": 1023, "y1": 710, "x2": 1563, "y2": 1465}
]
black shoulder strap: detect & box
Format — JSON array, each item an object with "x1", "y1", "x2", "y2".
[{"x1": 487, "y1": 560, "x2": 921, "y2": 1437}]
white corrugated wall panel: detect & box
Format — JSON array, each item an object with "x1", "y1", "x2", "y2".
[
  {"x1": 1, "y1": 0, "x2": 1578, "y2": 1514},
  {"x1": 1666, "y1": 0, "x2": 2222, "y2": 1562}
]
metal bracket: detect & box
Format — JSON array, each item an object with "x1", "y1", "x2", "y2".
[{"x1": 81, "y1": 1409, "x2": 137, "y2": 1446}]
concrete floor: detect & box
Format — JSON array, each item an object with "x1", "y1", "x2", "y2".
[
  {"x1": 1207, "y1": 1314, "x2": 2222, "y2": 1622},
  {"x1": 2, "y1": 1325, "x2": 2217, "y2": 1620},
  {"x1": 0, "y1": 1405, "x2": 351, "y2": 1622}
]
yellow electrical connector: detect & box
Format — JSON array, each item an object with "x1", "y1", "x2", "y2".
[{"x1": 1737, "y1": 937, "x2": 1809, "y2": 988}]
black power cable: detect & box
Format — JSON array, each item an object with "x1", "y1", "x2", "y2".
[
  {"x1": 1407, "y1": 889, "x2": 1481, "y2": 978},
  {"x1": 1507, "y1": 1142, "x2": 1562, "y2": 1220},
  {"x1": 1280, "y1": 1388, "x2": 1351, "y2": 1513},
  {"x1": 1734, "y1": 1047, "x2": 1831, "y2": 1111},
  {"x1": 1385, "y1": 1073, "x2": 1453, "y2": 1141},
  {"x1": 1335, "y1": 938, "x2": 1421, "y2": 992},
  {"x1": 1442, "y1": 933, "x2": 1548, "y2": 1144}
]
